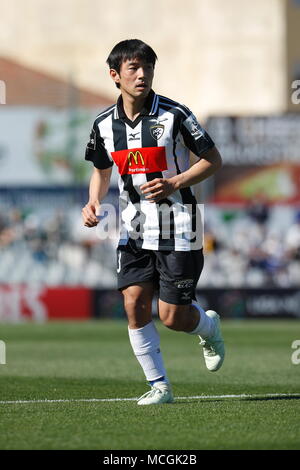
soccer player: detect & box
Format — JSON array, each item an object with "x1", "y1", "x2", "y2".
[{"x1": 82, "y1": 39, "x2": 225, "y2": 405}]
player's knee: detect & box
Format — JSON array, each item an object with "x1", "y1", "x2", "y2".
[
  {"x1": 124, "y1": 294, "x2": 146, "y2": 313},
  {"x1": 162, "y1": 315, "x2": 180, "y2": 330},
  {"x1": 123, "y1": 291, "x2": 152, "y2": 328},
  {"x1": 160, "y1": 305, "x2": 189, "y2": 331}
]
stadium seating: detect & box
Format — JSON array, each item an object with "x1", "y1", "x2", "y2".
[{"x1": 1, "y1": 203, "x2": 299, "y2": 288}]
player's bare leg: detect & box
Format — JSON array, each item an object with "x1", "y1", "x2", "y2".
[
  {"x1": 159, "y1": 300, "x2": 225, "y2": 372},
  {"x1": 158, "y1": 301, "x2": 199, "y2": 331},
  {"x1": 122, "y1": 282, "x2": 154, "y2": 329},
  {"x1": 121, "y1": 282, "x2": 174, "y2": 405}
]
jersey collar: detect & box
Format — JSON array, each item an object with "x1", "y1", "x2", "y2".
[{"x1": 115, "y1": 89, "x2": 159, "y2": 120}]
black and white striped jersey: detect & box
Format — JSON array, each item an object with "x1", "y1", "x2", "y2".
[{"x1": 85, "y1": 90, "x2": 215, "y2": 251}]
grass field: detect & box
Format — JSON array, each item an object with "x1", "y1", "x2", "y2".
[{"x1": 0, "y1": 319, "x2": 299, "y2": 450}]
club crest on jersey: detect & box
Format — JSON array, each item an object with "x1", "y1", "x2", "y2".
[{"x1": 150, "y1": 123, "x2": 165, "y2": 140}]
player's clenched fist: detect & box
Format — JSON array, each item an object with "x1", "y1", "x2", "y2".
[
  {"x1": 140, "y1": 178, "x2": 176, "y2": 203},
  {"x1": 82, "y1": 202, "x2": 100, "y2": 227}
]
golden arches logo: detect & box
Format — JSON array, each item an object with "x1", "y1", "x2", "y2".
[{"x1": 127, "y1": 150, "x2": 144, "y2": 166}]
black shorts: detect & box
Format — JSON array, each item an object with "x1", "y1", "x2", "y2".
[{"x1": 117, "y1": 239, "x2": 204, "y2": 305}]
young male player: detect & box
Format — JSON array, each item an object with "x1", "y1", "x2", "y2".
[{"x1": 82, "y1": 39, "x2": 225, "y2": 405}]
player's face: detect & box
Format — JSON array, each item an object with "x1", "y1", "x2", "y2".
[{"x1": 110, "y1": 58, "x2": 154, "y2": 99}]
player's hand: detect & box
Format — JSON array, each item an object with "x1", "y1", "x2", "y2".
[
  {"x1": 82, "y1": 202, "x2": 100, "y2": 227},
  {"x1": 140, "y1": 178, "x2": 176, "y2": 203}
]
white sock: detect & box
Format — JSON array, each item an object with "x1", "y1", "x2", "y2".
[
  {"x1": 188, "y1": 302, "x2": 216, "y2": 338},
  {"x1": 128, "y1": 321, "x2": 168, "y2": 383}
]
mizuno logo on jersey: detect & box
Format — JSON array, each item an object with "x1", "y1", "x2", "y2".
[
  {"x1": 128, "y1": 132, "x2": 140, "y2": 141},
  {"x1": 111, "y1": 147, "x2": 167, "y2": 175}
]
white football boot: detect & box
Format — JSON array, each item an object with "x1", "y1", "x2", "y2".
[
  {"x1": 199, "y1": 310, "x2": 225, "y2": 372},
  {"x1": 137, "y1": 381, "x2": 174, "y2": 405}
]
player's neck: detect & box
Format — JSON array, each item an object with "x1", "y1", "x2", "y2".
[{"x1": 121, "y1": 92, "x2": 146, "y2": 122}]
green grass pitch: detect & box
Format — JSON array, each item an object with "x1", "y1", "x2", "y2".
[{"x1": 0, "y1": 319, "x2": 299, "y2": 450}]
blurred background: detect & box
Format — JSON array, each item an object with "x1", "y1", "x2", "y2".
[{"x1": 0, "y1": 0, "x2": 300, "y2": 322}]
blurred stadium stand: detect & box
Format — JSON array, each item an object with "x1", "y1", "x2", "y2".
[
  {"x1": 1, "y1": 198, "x2": 300, "y2": 290},
  {"x1": 0, "y1": 195, "x2": 117, "y2": 288}
]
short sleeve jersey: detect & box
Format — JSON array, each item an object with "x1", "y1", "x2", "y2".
[{"x1": 85, "y1": 90, "x2": 215, "y2": 251}]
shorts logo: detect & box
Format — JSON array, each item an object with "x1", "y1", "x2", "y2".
[
  {"x1": 128, "y1": 150, "x2": 144, "y2": 167},
  {"x1": 116, "y1": 251, "x2": 122, "y2": 273},
  {"x1": 150, "y1": 124, "x2": 164, "y2": 140},
  {"x1": 174, "y1": 279, "x2": 194, "y2": 289},
  {"x1": 181, "y1": 292, "x2": 191, "y2": 301},
  {"x1": 87, "y1": 128, "x2": 96, "y2": 150}
]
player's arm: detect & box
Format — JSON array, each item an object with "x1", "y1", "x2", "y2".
[
  {"x1": 83, "y1": 120, "x2": 113, "y2": 226},
  {"x1": 141, "y1": 146, "x2": 222, "y2": 203},
  {"x1": 171, "y1": 146, "x2": 222, "y2": 189},
  {"x1": 82, "y1": 167, "x2": 112, "y2": 227}
]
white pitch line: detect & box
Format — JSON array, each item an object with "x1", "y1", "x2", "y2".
[{"x1": 0, "y1": 392, "x2": 299, "y2": 405}]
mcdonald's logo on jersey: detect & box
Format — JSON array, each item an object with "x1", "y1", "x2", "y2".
[
  {"x1": 111, "y1": 147, "x2": 167, "y2": 175},
  {"x1": 128, "y1": 150, "x2": 145, "y2": 167}
]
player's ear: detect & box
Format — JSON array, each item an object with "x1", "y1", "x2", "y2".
[{"x1": 110, "y1": 69, "x2": 120, "y2": 85}]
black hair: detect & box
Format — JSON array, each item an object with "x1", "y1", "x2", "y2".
[{"x1": 106, "y1": 39, "x2": 157, "y2": 88}]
